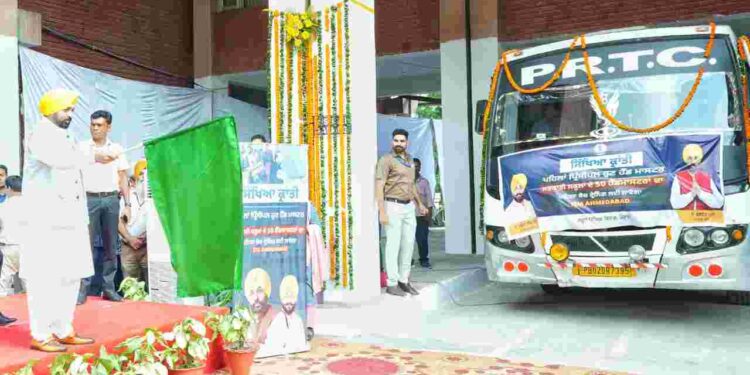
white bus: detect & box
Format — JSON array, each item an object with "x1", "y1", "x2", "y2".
[{"x1": 478, "y1": 23, "x2": 750, "y2": 304}]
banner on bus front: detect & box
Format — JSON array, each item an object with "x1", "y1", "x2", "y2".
[{"x1": 498, "y1": 132, "x2": 724, "y2": 239}]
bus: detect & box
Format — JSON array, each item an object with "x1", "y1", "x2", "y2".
[{"x1": 477, "y1": 23, "x2": 750, "y2": 304}]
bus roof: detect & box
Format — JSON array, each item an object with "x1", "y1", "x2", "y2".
[{"x1": 504, "y1": 25, "x2": 736, "y2": 64}]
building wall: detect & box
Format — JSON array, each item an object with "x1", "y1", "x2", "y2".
[
  {"x1": 500, "y1": 0, "x2": 750, "y2": 41},
  {"x1": 19, "y1": 0, "x2": 194, "y2": 87},
  {"x1": 376, "y1": 0, "x2": 439, "y2": 55},
  {"x1": 212, "y1": 0, "x2": 440, "y2": 75},
  {"x1": 213, "y1": 6, "x2": 269, "y2": 75}
]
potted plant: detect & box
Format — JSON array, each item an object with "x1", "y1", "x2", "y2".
[
  {"x1": 205, "y1": 307, "x2": 259, "y2": 375},
  {"x1": 160, "y1": 318, "x2": 211, "y2": 375},
  {"x1": 49, "y1": 347, "x2": 129, "y2": 375},
  {"x1": 119, "y1": 277, "x2": 149, "y2": 301},
  {"x1": 116, "y1": 328, "x2": 169, "y2": 375}
]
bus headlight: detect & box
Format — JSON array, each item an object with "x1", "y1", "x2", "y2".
[
  {"x1": 677, "y1": 225, "x2": 747, "y2": 254},
  {"x1": 514, "y1": 236, "x2": 531, "y2": 248},
  {"x1": 683, "y1": 229, "x2": 706, "y2": 248},
  {"x1": 710, "y1": 229, "x2": 730, "y2": 246},
  {"x1": 485, "y1": 226, "x2": 534, "y2": 254}
]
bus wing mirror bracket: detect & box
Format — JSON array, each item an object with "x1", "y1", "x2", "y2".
[{"x1": 474, "y1": 100, "x2": 488, "y2": 135}]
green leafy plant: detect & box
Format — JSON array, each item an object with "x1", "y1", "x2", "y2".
[
  {"x1": 118, "y1": 277, "x2": 148, "y2": 301},
  {"x1": 205, "y1": 306, "x2": 259, "y2": 351},
  {"x1": 8, "y1": 359, "x2": 38, "y2": 375},
  {"x1": 160, "y1": 318, "x2": 210, "y2": 370},
  {"x1": 49, "y1": 347, "x2": 126, "y2": 375},
  {"x1": 116, "y1": 328, "x2": 167, "y2": 374},
  {"x1": 206, "y1": 289, "x2": 233, "y2": 307}
]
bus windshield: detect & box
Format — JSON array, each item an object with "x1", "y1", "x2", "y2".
[{"x1": 490, "y1": 71, "x2": 743, "y2": 154}]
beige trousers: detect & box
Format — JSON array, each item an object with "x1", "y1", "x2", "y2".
[{"x1": 383, "y1": 201, "x2": 416, "y2": 287}]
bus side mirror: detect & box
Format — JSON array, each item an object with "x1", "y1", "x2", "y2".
[{"x1": 474, "y1": 100, "x2": 488, "y2": 134}]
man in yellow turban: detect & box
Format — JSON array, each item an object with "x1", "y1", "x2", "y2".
[
  {"x1": 258, "y1": 275, "x2": 307, "y2": 357},
  {"x1": 118, "y1": 160, "x2": 149, "y2": 285},
  {"x1": 21, "y1": 89, "x2": 118, "y2": 352},
  {"x1": 504, "y1": 173, "x2": 537, "y2": 222},
  {"x1": 243, "y1": 268, "x2": 276, "y2": 349}
]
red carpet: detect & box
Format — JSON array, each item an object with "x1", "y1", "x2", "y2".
[{"x1": 0, "y1": 294, "x2": 227, "y2": 374}]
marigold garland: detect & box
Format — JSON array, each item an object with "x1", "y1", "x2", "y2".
[
  {"x1": 582, "y1": 22, "x2": 715, "y2": 134},
  {"x1": 268, "y1": 1, "x2": 356, "y2": 289},
  {"x1": 344, "y1": 0, "x2": 354, "y2": 289},
  {"x1": 479, "y1": 60, "x2": 504, "y2": 233},
  {"x1": 274, "y1": 11, "x2": 283, "y2": 143},
  {"x1": 503, "y1": 37, "x2": 580, "y2": 95},
  {"x1": 739, "y1": 36, "x2": 750, "y2": 182},
  {"x1": 330, "y1": 6, "x2": 342, "y2": 287}
]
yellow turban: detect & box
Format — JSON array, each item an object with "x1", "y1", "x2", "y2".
[
  {"x1": 38, "y1": 89, "x2": 79, "y2": 117},
  {"x1": 244, "y1": 268, "x2": 271, "y2": 298},
  {"x1": 510, "y1": 173, "x2": 528, "y2": 190},
  {"x1": 279, "y1": 275, "x2": 299, "y2": 304},
  {"x1": 682, "y1": 144, "x2": 704, "y2": 164},
  {"x1": 133, "y1": 160, "x2": 147, "y2": 180}
]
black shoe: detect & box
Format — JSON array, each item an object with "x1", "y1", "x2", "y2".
[
  {"x1": 77, "y1": 294, "x2": 87, "y2": 305},
  {"x1": 385, "y1": 286, "x2": 407, "y2": 297},
  {"x1": 102, "y1": 290, "x2": 123, "y2": 302},
  {"x1": 398, "y1": 282, "x2": 420, "y2": 296},
  {"x1": 420, "y1": 261, "x2": 433, "y2": 269},
  {"x1": 0, "y1": 312, "x2": 17, "y2": 326}
]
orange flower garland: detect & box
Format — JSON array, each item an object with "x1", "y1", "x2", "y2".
[
  {"x1": 582, "y1": 22, "x2": 716, "y2": 134},
  {"x1": 503, "y1": 37, "x2": 581, "y2": 95}
]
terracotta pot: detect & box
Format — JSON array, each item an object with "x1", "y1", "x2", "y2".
[
  {"x1": 167, "y1": 365, "x2": 206, "y2": 375},
  {"x1": 225, "y1": 348, "x2": 257, "y2": 375}
]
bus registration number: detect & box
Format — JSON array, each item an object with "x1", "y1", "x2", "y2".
[{"x1": 573, "y1": 266, "x2": 636, "y2": 278}]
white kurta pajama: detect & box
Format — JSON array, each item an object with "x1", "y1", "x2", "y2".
[{"x1": 21, "y1": 117, "x2": 95, "y2": 342}]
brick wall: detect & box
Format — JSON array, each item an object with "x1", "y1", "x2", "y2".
[
  {"x1": 213, "y1": 6, "x2": 268, "y2": 75},
  {"x1": 19, "y1": 0, "x2": 194, "y2": 87},
  {"x1": 500, "y1": 0, "x2": 750, "y2": 41},
  {"x1": 376, "y1": 0, "x2": 440, "y2": 55},
  {"x1": 212, "y1": 0, "x2": 440, "y2": 74}
]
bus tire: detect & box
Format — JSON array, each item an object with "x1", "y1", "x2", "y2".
[
  {"x1": 541, "y1": 284, "x2": 565, "y2": 295},
  {"x1": 726, "y1": 291, "x2": 750, "y2": 305}
]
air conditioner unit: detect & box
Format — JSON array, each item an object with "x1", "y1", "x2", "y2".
[{"x1": 218, "y1": 0, "x2": 244, "y2": 12}]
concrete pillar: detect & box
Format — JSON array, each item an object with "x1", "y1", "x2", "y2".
[
  {"x1": 193, "y1": 0, "x2": 214, "y2": 84},
  {"x1": 439, "y1": 0, "x2": 498, "y2": 255},
  {"x1": 0, "y1": 0, "x2": 20, "y2": 175},
  {"x1": 269, "y1": 0, "x2": 379, "y2": 303}
]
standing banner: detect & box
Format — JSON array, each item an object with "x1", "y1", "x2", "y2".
[
  {"x1": 499, "y1": 133, "x2": 724, "y2": 239},
  {"x1": 235, "y1": 143, "x2": 310, "y2": 358}
]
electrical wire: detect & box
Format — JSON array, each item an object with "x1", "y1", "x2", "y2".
[{"x1": 42, "y1": 25, "x2": 209, "y2": 90}]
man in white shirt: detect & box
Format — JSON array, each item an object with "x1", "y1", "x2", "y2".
[
  {"x1": 78, "y1": 110, "x2": 130, "y2": 304},
  {"x1": 118, "y1": 160, "x2": 149, "y2": 286},
  {"x1": 23, "y1": 88, "x2": 118, "y2": 352},
  {"x1": 505, "y1": 173, "x2": 537, "y2": 222}
]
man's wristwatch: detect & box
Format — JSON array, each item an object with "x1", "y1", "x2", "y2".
[{"x1": 124, "y1": 202, "x2": 132, "y2": 207}]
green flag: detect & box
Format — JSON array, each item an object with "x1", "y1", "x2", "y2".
[{"x1": 145, "y1": 117, "x2": 242, "y2": 297}]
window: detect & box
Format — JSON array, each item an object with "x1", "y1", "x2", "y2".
[{"x1": 217, "y1": 0, "x2": 267, "y2": 12}]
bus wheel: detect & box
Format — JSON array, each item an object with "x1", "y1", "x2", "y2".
[
  {"x1": 727, "y1": 291, "x2": 750, "y2": 305},
  {"x1": 541, "y1": 284, "x2": 566, "y2": 295}
]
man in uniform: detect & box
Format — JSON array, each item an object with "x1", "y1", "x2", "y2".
[
  {"x1": 375, "y1": 128, "x2": 428, "y2": 297},
  {"x1": 22, "y1": 89, "x2": 117, "y2": 352}
]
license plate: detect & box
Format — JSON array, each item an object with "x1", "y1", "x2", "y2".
[{"x1": 572, "y1": 266, "x2": 637, "y2": 278}]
